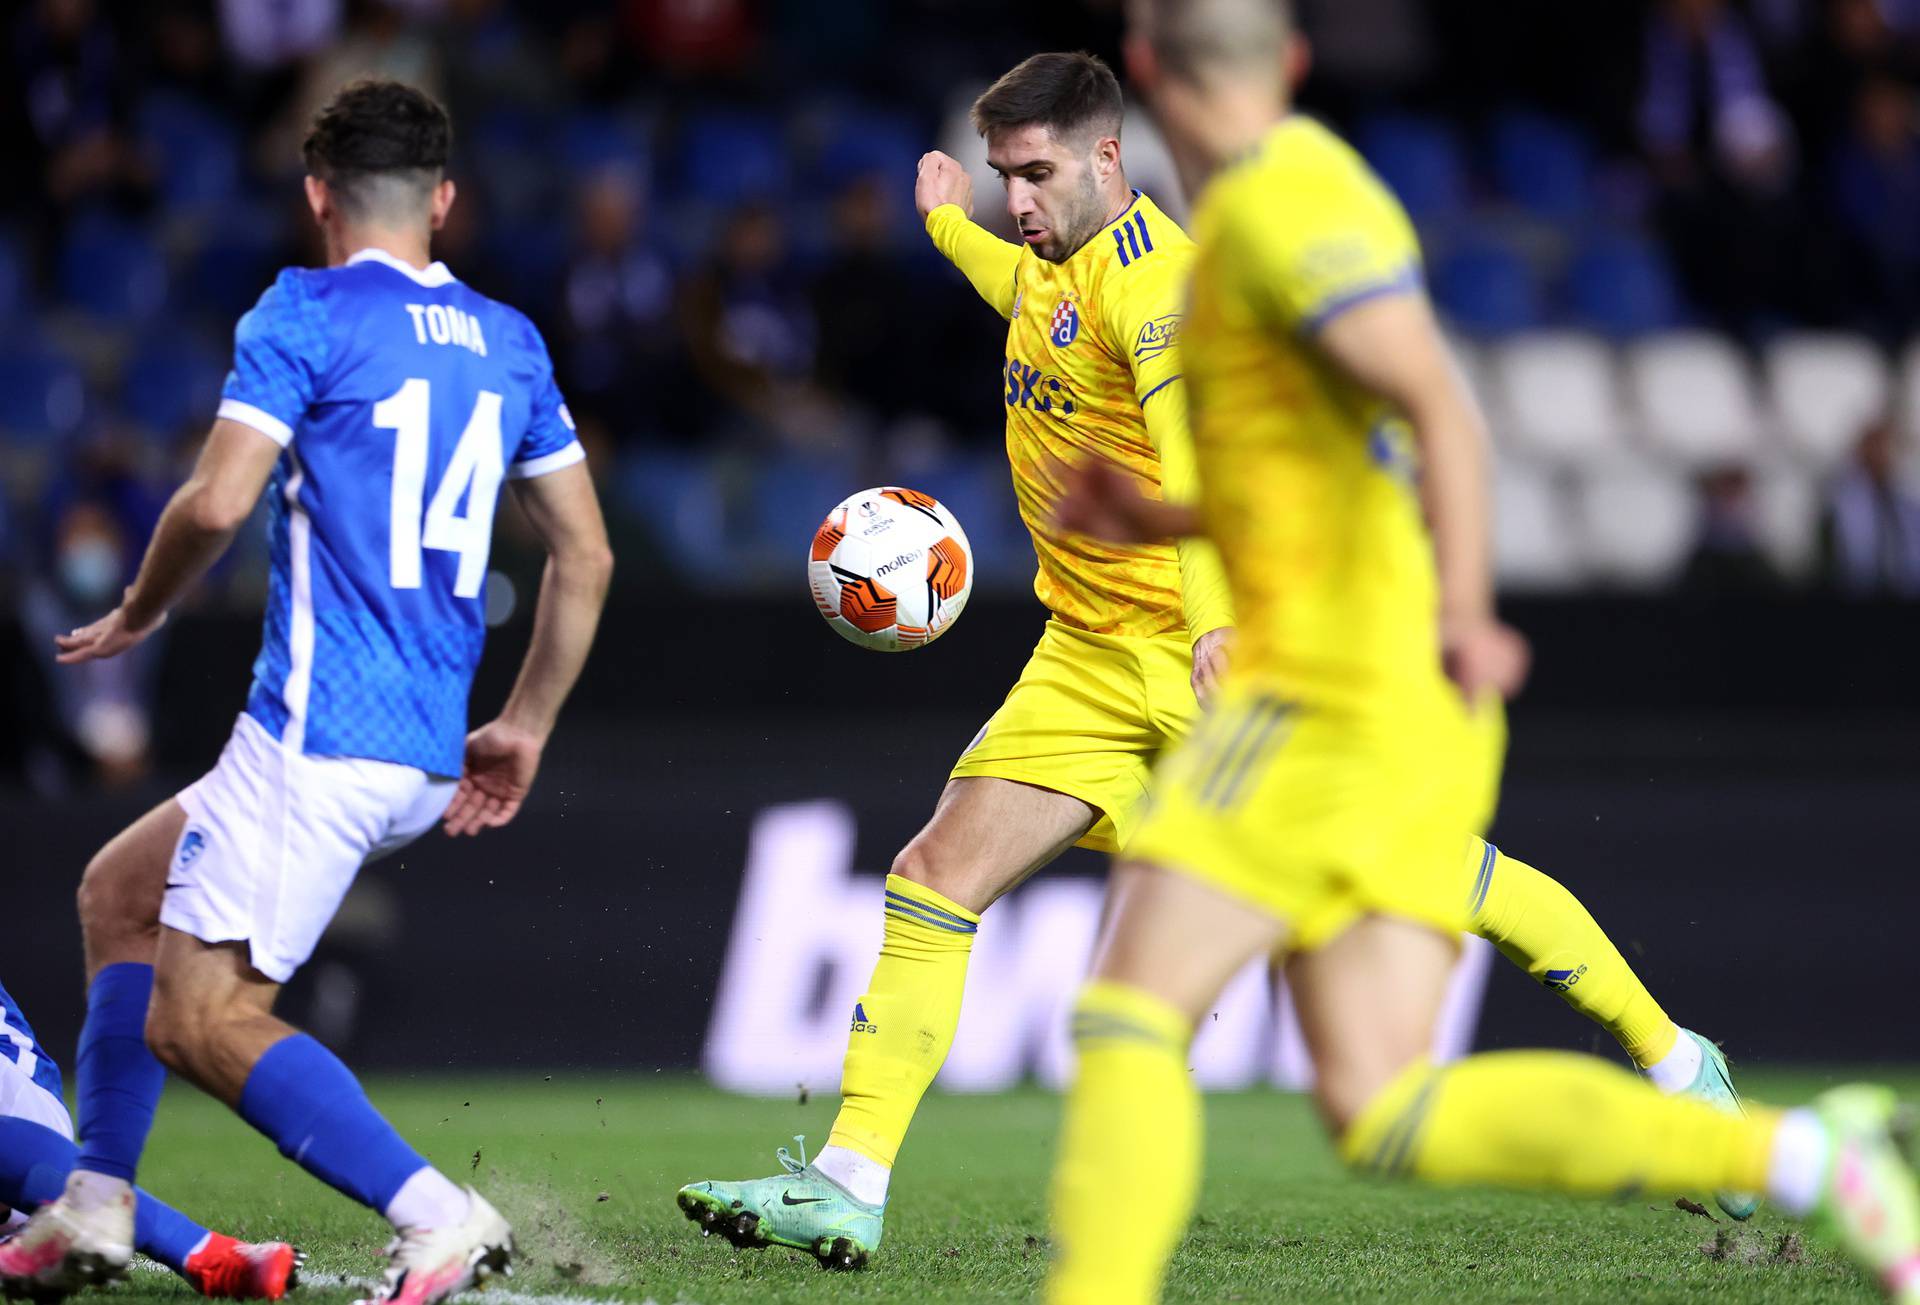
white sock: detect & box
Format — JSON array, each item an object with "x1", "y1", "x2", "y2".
[
  {"x1": 383, "y1": 1167, "x2": 471, "y2": 1231},
  {"x1": 812, "y1": 1145, "x2": 891, "y2": 1207},
  {"x1": 62, "y1": 1170, "x2": 133, "y2": 1213},
  {"x1": 1766, "y1": 1109, "x2": 1828, "y2": 1217},
  {"x1": 1642, "y1": 1027, "x2": 1702, "y2": 1093}
]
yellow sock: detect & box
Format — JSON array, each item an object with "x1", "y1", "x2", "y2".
[
  {"x1": 1465, "y1": 838, "x2": 1680, "y2": 1066},
  {"x1": 1342, "y1": 1050, "x2": 1777, "y2": 1197},
  {"x1": 1046, "y1": 982, "x2": 1200, "y2": 1305},
  {"x1": 826, "y1": 874, "x2": 980, "y2": 1168}
]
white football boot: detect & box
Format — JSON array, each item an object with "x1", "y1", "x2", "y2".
[{"x1": 354, "y1": 1187, "x2": 513, "y2": 1305}]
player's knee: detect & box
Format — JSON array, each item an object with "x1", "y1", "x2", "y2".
[
  {"x1": 1314, "y1": 1047, "x2": 1423, "y2": 1138},
  {"x1": 890, "y1": 839, "x2": 983, "y2": 909},
  {"x1": 143, "y1": 996, "x2": 201, "y2": 1075},
  {"x1": 77, "y1": 850, "x2": 155, "y2": 942}
]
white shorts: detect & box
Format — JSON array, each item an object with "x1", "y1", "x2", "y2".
[
  {"x1": 0, "y1": 1053, "x2": 73, "y2": 1142},
  {"x1": 160, "y1": 713, "x2": 455, "y2": 983}
]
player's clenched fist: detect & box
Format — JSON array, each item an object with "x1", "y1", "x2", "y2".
[{"x1": 915, "y1": 150, "x2": 973, "y2": 219}]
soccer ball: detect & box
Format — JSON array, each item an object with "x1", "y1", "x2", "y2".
[{"x1": 808, "y1": 487, "x2": 974, "y2": 651}]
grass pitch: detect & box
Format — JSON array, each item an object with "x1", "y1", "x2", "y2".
[{"x1": 112, "y1": 1069, "x2": 1912, "y2": 1304}]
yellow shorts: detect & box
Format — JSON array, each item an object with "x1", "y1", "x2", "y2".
[
  {"x1": 950, "y1": 620, "x2": 1198, "y2": 853},
  {"x1": 1126, "y1": 680, "x2": 1508, "y2": 952}
]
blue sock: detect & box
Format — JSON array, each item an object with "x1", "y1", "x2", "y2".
[
  {"x1": 0, "y1": 1117, "x2": 208, "y2": 1274},
  {"x1": 74, "y1": 962, "x2": 166, "y2": 1182},
  {"x1": 236, "y1": 1034, "x2": 427, "y2": 1214}
]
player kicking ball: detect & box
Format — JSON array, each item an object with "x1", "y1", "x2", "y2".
[
  {"x1": 0, "y1": 80, "x2": 612, "y2": 1305},
  {"x1": 681, "y1": 50, "x2": 1756, "y2": 1270},
  {"x1": 0, "y1": 980, "x2": 300, "y2": 1299},
  {"x1": 1041, "y1": 3, "x2": 1920, "y2": 1302}
]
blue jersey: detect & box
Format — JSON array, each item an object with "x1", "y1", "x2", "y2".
[
  {"x1": 0, "y1": 978, "x2": 62, "y2": 1103},
  {"x1": 219, "y1": 249, "x2": 583, "y2": 776}
]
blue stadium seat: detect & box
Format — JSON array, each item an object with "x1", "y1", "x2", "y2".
[
  {"x1": 1432, "y1": 237, "x2": 1544, "y2": 336},
  {"x1": 122, "y1": 334, "x2": 227, "y2": 436},
  {"x1": 186, "y1": 206, "x2": 281, "y2": 319},
  {"x1": 139, "y1": 94, "x2": 244, "y2": 214},
  {"x1": 469, "y1": 108, "x2": 557, "y2": 222},
  {"x1": 1565, "y1": 233, "x2": 1684, "y2": 338},
  {"x1": 1354, "y1": 114, "x2": 1469, "y2": 223},
  {"x1": 674, "y1": 111, "x2": 789, "y2": 207},
  {"x1": 0, "y1": 229, "x2": 27, "y2": 326},
  {"x1": 746, "y1": 451, "x2": 859, "y2": 563},
  {"x1": 59, "y1": 216, "x2": 169, "y2": 325},
  {"x1": 0, "y1": 336, "x2": 86, "y2": 444},
  {"x1": 1488, "y1": 111, "x2": 1595, "y2": 223},
  {"x1": 616, "y1": 448, "x2": 732, "y2": 577},
  {"x1": 560, "y1": 111, "x2": 653, "y2": 179},
  {"x1": 813, "y1": 106, "x2": 922, "y2": 188}
]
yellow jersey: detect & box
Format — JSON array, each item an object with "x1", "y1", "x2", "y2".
[
  {"x1": 1184, "y1": 116, "x2": 1438, "y2": 706},
  {"x1": 926, "y1": 193, "x2": 1229, "y2": 641}
]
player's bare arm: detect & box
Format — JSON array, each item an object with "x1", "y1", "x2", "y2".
[
  {"x1": 1050, "y1": 455, "x2": 1202, "y2": 547},
  {"x1": 1313, "y1": 292, "x2": 1529, "y2": 703},
  {"x1": 444, "y1": 460, "x2": 613, "y2": 837},
  {"x1": 54, "y1": 419, "x2": 282, "y2": 665},
  {"x1": 1136, "y1": 374, "x2": 1237, "y2": 704}
]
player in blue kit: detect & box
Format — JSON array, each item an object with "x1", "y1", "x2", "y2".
[
  {"x1": 0, "y1": 81, "x2": 613, "y2": 1305},
  {"x1": 1, "y1": 980, "x2": 302, "y2": 1299}
]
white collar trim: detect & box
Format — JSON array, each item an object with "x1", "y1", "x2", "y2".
[{"x1": 345, "y1": 247, "x2": 457, "y2": 287}]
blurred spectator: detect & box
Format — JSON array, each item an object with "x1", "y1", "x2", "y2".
[
  {"x1": 19, "y1": 498, "x2": 162, "y2": 788},
  {"x1": 1640, "y1": 0, "x2": 1805, "y2": 333},
  {"x1": 1820, "y1": 415, "x2": 1920, "y2": 596},
  {"x1": 218, "y1": 0, "x2": 343, "y2": 72},
  {"x1": 1831, "y1": 74, "x2": 1920, "y2": 338},
  {"x1": 810, "y1": 176, "x2": 929, "y2": 431},
  {"x1": 558, "y1": 166, "x2": 687, "y2": 443},
  {"x1": 623, "y1": 0, "x2": 761, "y2": 82},
  {"x1": 1680, "y1": 465, "x2": 1787, "y2": 593},
  {"x1": 144, "y1": 2, "x2": 227, "y2": 103},
  {"x1": 8, "y1": 0, "x2": 151, "y2": 221},
  {"x1": 682, "y1": 202, "x2": 838, "y2": 448}
]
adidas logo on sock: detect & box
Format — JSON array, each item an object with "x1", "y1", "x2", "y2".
[{"x1": 849, "y1": 1002, "x2": 878, "y2": 1035}]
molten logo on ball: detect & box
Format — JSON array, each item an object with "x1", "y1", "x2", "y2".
[{"x1": 807, "y1": 487, "x2": 974, "y2": 652}]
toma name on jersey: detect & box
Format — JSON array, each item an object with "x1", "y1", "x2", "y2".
[{"x1": 403, "y1": 302, "x2": 488, "y2": 356}]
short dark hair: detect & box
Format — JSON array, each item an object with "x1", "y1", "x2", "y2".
[
  {"x1": 302, "y1": 79, "x2": 452, "y2": 218},
  {"x1": 969, "y1": 51, "x2": 1124, "y2": 145}
]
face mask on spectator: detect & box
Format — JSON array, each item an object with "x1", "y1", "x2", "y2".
[{"x1": 59, "y1": 538, "x2": 122, "y2": 604}]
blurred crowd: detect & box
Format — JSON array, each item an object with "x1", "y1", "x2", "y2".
[{"x1": 4, "y1": 0, "x2": 1920, "y2": 786}]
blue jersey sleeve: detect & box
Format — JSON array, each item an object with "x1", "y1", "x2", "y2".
[
  {"x1": 507, "y1": 322, "x2": 585, "y2": 480},
  {"x1": 218, "y1": 269, "x2": 330, "y2": 446}
]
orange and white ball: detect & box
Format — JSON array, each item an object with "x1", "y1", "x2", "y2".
[{"x1": 807, "y1": 487, "x2": 973, "y2": 651}]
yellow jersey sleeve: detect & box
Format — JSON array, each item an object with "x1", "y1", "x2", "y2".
[
  {"x1": 1219, "y1": 133, "x2": 1423, "y2": 336},
  {"x1": 1145, "y1": 382, "x2": 1236, "y2": 641},
  {"x1": 925, "y1": 203, "x2": 1022, "y2": 320},
  {"x1": 1090, "y1": 223, "x2": 1233, "y2": 641}
]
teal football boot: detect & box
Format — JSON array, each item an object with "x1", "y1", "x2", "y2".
[
  {"x1": 677, "y1": 1138, "x2": 884, "y2": 1270},
  {"x1": 1672, "y1": 1028, "x2": 1761, "y2": 1220}
]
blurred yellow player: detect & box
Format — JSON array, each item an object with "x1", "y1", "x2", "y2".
[{"x1": 1040, "y1": 3, "x2": 1920, "y2": 1303}]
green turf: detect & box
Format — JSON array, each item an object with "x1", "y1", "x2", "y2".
[{"x1": 101, "y1": 1068, "x2": 1917, "y2": 1304}]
